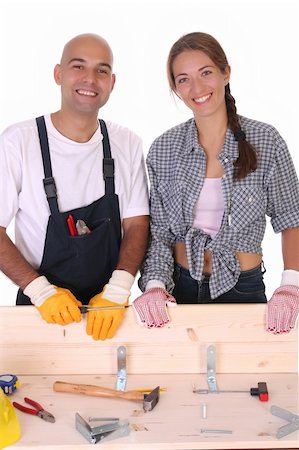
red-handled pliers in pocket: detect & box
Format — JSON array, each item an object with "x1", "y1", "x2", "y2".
[{"x1": 13, "y1": 397, "x2": 55, "y2": 423}]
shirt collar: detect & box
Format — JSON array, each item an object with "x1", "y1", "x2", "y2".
[
  {"x1": 184, "y1": 118, "x2": 239, "y2": 162},
  {"x1": 184, "y1": 119, "x2": 198, "y2": 154}
]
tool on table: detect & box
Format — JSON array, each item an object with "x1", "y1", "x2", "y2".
[
  {"x1": 53, "y1": 381, "x2": 160, "y2": 412},
  {"x1": 193, "y1": 345, "x2": 268, "y2": 401},
  {"x1": 12, "y1": 397, "x2": 55, "y2": 423},
  {"x1": 0, "y1": 374, "x2": 20, "y2": 395},
  {"x1": 89, "y1": 417, "x2": 119, "y2": 422},
  {"x1": 67, "y1": 214, "x2": 77, "y2": 236},
  {"x1": 193, "y1": 381, "x2": 268, "y2": 402},
  {"x1": 136, "y1": 387, "x2": 167, "y2": 393},
  {"x1": 271, "y1": 405, "x2": 299, "y2": 439},
  {"x1": 76, "y1": 219, "x2": 91, "y2": 235},
  {"x1": 200, "y1": 428, "x2": 232, "y2": 434},
  {"x1": 76, "y1": 413, "x2": 130, "y2": 444},
  {"x1": 143, "y1": 386, "x2": 160, "y2": 412},
  {"x1": 79, "y1": 305, "x2": 129, "y2": 313},
  {"x1": 201, "y1": 402, "x2": 207, "y2": 419}
]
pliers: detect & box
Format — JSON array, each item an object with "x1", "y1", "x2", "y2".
[{"x1": 13, "y1": 397, "x2": 55, "y2": 423}]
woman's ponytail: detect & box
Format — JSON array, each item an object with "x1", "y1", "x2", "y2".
[{"x1": 225, "y1": 85, "x2": 257, "y2": 179}]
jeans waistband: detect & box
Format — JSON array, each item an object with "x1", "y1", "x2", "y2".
[{"x1": 174, "y1": 263, "x2": 265, "y2": 281}]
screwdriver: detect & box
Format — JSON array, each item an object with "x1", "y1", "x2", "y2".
[
  {"x1": 193, "y1": 382, "x2": 268, "y2": 402},
  {"x1": 79, "y1": 305, "x2": 130, "y2": 314}
]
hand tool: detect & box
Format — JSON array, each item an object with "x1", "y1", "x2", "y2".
[
  {"x1": 271, "y1": 405, "x2": 299, "y2": 439},
  {"x1": 67, "y1": 214, "x2": 77, "y2": 236},
  {"x1": 0, "y1": 374, "x2": 20, "y2": 395},
  {"x1": 76, "y1": 413, "x2": 130, "y2": 444},
  {"x1": 79, "y1": 305, "x2": 129, "y2": 313},
  {"x1": 143, "y1": 386, "x2": 160, "y2": 412},
  {"x1": 53, "y1": 381, "x2": 160, "y2": 412},
  {"x1": 76, "y1": 219, "x2": 91, "y2": 235},
  {"x1": 193, "y1": 382, "x2": 268, "y2": 401},
  {"x1": 193, "y1": 346, "x2": 268, "y2": 401},
  {"x1": 12, "y1": 397, "x2": 55, "y2": 422}
]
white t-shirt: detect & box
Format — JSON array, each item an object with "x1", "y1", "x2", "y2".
[{"x1": 0, "y1": 115, "x2": 149, "y2": 269}]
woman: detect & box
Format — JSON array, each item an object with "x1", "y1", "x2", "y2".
[{"x1": 133, "y1": 32, "x2": 299, "y2": 333}]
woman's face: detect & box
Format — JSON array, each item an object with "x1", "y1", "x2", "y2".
[{"x1": 172, "y1": 50, "x2": 230, "y2": 121}]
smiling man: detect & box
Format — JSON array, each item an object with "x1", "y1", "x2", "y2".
[{"x1": 0, "y1": 34, "x2": 149, "y2": 340}]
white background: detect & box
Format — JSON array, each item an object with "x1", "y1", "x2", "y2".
[{"x1": 0, "y1": 0, "x2": 298, "y2": 305}]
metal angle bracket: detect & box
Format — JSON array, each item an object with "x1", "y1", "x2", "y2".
[
  {"x1": 75, "y1": 413, "x2": 130, "y2": 444},
  {"x1": 207, "y1": 345, "x2": 218, "y2": 392},
  {"x1": 116, "y1": 345, "x2": 127, "y2": 391},
  {"x1": 271, "y1": 405, "x2": 299, "y2": 439}
]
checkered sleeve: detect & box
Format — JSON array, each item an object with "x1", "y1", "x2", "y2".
[
  {"x1": 266, "y1": 131, "x2": 299, "y2": 232},
  {"x1": 138, "y1": 153, "x2": 176, "y2": 292}
]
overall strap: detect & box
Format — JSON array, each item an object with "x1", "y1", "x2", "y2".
[
  {"x1": 99, "y1": 119, "x2": 115, "y2": 195},
  {"x1": 36, "y1": 116, "x2": 59, "y2": 214}
]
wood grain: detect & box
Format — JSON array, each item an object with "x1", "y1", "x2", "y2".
[{"x1": 0, "y1": 305, "x2": 297, "y2": 375}]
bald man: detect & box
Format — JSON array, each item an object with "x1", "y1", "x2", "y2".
[{"x1": 0, "y1": 34, "x2": 149, "y2": 340}]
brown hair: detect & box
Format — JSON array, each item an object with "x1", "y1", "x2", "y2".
[{"x1": 167, "y1": 32, "x2": 257, "y2": 179}]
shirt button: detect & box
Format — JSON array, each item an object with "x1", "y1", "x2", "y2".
[
  {"x1": 248, "y1": 196, "x2": 253, "y2": 202},
  {"x1": 224, "y1": 158, "x2": 229, "y2": 163}
]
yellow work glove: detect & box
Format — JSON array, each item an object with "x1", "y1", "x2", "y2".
[
  {"x1": 24, "y1": 276, "x2": 82, "y2": 325},
  {"x1": 86, "y1": 270, "x2": 134, "y2": 340}
]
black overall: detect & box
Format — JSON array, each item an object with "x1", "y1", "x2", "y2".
[{"x1": 16, "y1": 116, "x2": 121, "y2": 305}]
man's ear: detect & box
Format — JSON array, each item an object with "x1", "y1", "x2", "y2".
[
  {"x1": 110, "y1": 73, "x2": 116, "y2": 92},
  {"x1": 54, "y1": 64, "x2": 62, "y2": 85}
]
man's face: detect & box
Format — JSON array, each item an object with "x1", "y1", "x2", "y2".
[{"x1": 54, "y1": 36, "x2": 115, "y2": 115}]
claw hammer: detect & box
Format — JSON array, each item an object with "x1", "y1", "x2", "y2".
[{"x1": 53, "y1": 381, "x2": 160, "y2": 412}]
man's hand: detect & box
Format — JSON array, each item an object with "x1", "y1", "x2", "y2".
[
  {"x1": 133, "y1": 288, "x2": 177, "y2": 328},
  {"x1": 86, "y1": 270, "x2": 134, "y2": 340},
  {"x1": 266, "y1": 285, "x2": 299, "y2": 334},
  {"x1": 24, "y1": 276, "x2": 82, "y2": 325}
]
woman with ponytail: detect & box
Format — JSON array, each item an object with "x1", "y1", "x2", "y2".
[{"x1": 133, "y1": 32, "x2": 299, "y2": 334}]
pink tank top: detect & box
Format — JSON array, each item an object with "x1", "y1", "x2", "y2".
[{"x1": 192, "y1": 178, "x2": 224, "y2": 238}]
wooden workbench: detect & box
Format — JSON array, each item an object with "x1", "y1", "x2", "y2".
[{"x1": 0, "y1": 304, "x2": 298, "y2": 449}]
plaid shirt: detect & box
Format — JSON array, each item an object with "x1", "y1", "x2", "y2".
[{"x1": 139, "y1": 116, "x2": 299, "y2": 298}]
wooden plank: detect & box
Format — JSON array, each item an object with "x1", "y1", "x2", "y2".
[
  {"x1": 8, "y1": 373, "x2": 299, "y2": 449},
  {"x1": 0, "y1": 305, "x2": 297, "y2": 375}
]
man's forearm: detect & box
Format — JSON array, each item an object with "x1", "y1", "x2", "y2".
[
  {"x1": 282, "y1": 227, "x2": 299, "y2": 271},
  {"x1": 0, "y1": 227, "x2": 39, "y2": 290},
  {"x1": 116, "y1": 216, "x2": 149, "y2": 276}
]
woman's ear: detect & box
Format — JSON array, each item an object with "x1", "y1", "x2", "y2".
[{"x1": 224, "y1": 65, "x2": 231, "y2": 86}]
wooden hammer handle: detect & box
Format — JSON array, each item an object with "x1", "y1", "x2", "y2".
[{"x1": 53, "y1": 381, "x2": 144, "y2": 401}]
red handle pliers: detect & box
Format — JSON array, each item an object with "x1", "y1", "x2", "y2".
[{"x1": 13, "y1": 397, "x2": 55, "y2": 423}]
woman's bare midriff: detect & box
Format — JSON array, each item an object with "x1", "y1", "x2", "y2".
[{"x1": 174, "y1": 242, "x2": 262, "y2": 273}]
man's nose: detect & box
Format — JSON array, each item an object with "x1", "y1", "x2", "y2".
[{"x1": 82, "y1": 68, "x2": 96, "y2": 83}]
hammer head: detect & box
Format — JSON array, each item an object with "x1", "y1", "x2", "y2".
[{"x1": 143, "y1": 386, "x2": 160, "y2": 412}]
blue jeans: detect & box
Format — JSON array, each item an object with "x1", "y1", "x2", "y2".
[{"x1": 172, "y1": 264, "x2": 267, "y2": 304}]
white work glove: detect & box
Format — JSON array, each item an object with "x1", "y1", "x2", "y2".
[
  {"x1": 24, "y1": 276, "x2": 82, "y2": 325},
  {"x1": 133, "y1": 280, "x2": 177, "y2": 328},
  {"x1": 266, "y1": 270, "x2": 299, "y2": 334},
  {"x1": 86, "y1": 270, "x2": 134, "y2": 340}
]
